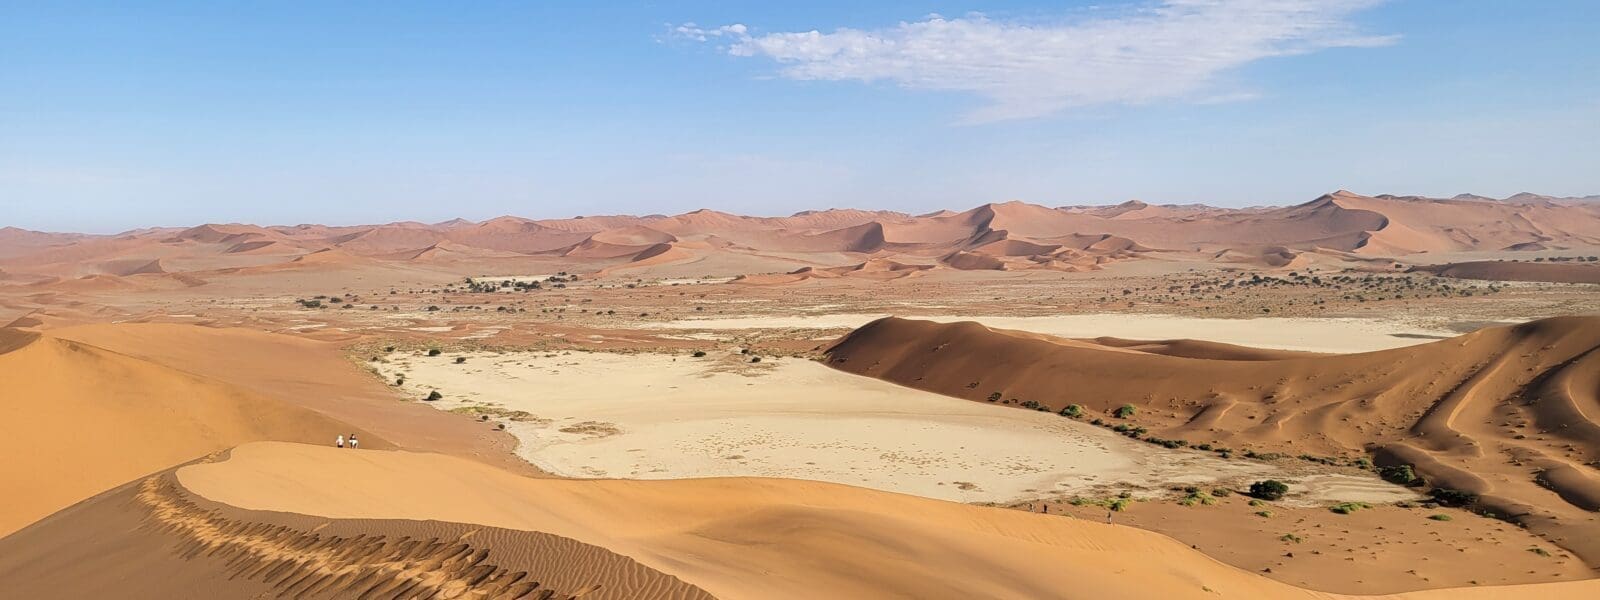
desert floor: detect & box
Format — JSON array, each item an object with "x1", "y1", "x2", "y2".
[{"x1": 377, "y1": 348, "x2": 1420, "y2": 506}]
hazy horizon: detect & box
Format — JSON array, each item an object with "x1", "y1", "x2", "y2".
[{"x1": 5, "y1": 1, "x2": 1597, "y2": 233}]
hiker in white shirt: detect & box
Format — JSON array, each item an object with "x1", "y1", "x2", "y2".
[{"x1": 336, "y1": 434, "x2": 345, "y2": 448}]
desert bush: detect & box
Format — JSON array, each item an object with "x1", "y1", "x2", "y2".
[
  {"x1": 1428, "y1": 514, "x2": 1452, "y2": 521},
  {"x1": 1330, "y1": 502, "x2": 1371, "y2": 515},
  {"x1": 1059, "y1": 404, "x2": 1084, "y2": 418},
  {"x1": 395, "y1": 377, "x2": 404, "y2": 385},
  {"x1": 1279, "y1": 533, "x2": 1303, "y2": 543},
  {"x1": 1379, "y1": 464, "x2": 1418, "y2": 485},
  {"x1": 749, "y1": 356, "x2": 761, "y2": 363},
  {"x1": 1180, "y1": 491, "x2": 1217, "y2": 507},
  {"x1": 1428, "y1": 488, "x2": 1478, "y2": 507},
  {"x1": 425, "y1": 390, "x2": 442, "y2": 401},
  {"x1": 454, "y1": 356, "x2": 466, "y2": 364},
  {"x1": 1211, "y1": 488, "x2": 1231, "y2": 498},
  {"x1": 427, "y1": 348, "x2": 442, "y2": 357},
  {"x1": 986, "y1": 392, "x2": 1002, "y2": 402},
  {"x1": 1255, "y1": 510, "x2": 1273, "y2": 518},
  {"x1": 1114, "y1": 404, "x2": 1137, "y2": 419},
  {"x1": 692, "y1": 350, "x2": 707, "y2": 358},
  {"x1": 1249, "y1": 480, "x2": 1290, "y2": 501},
  {"x1": 384, "y1": 345, "x2": 396, "y2": 352}
]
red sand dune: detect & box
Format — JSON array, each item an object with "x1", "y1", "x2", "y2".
[
  {"x1": 5, "y1": 191, "x2": 1599, "y2": 281},
  {"x1": 1410, "y1": 260, "x2": 1600, "y2": 284},
  {"x1": 824, "y1": 316, "x2": 1600, "y2": 566}
]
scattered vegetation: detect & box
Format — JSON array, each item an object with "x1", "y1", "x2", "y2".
[
  {"x1": 1330, "y1": 502, "x2": 1371, "y2": 515},
  {"x1": 427, "y1": 348, "x2": 442, "y2": 357},
  {"x1": 1114, "y1": 404, "x2": 1137, "y2": 419},
  {"x1": 1058, "y1": 404, "x2": 1084, "y2": 418},
  {"x1": 1427, "y1": 513, "x2": 1452, "y2": 521},
  {"x1": 424, "y1": 390, "x2": 442, "y2": 401}
]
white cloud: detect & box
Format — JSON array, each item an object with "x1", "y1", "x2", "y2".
[{"x1": 676, "y1": 1, "x2": 1395, "y2": 123}]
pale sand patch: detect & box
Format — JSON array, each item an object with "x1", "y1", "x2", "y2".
[
  {"x1": 641, "y1": 313, "x2": 1465, "y2": 353},
  {"x1": 1287, "y1": 474, "x2": 1419, "y2": 507},
  {"x1": 378, "y1": 350, "x2": 1318, "y2": 504}
]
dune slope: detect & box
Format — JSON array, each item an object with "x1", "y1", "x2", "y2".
[
  {"x1": 0, "y1": 330, "x2": 383, "y2": 536},
  {"x1": 824, "y1": 316, "x2": 1600, "y2": 565},
  {"x1": 7, "y1": 441, "x2": 1590, "y2": 600}
]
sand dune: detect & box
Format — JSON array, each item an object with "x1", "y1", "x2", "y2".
[
  {"x1": 1410, "y1": 260, "x2": 1600, "y2": 284},
  {"x1": 6, "y1": 191, "x2": 1600, "y2": 281},
  {"x1": 0, "y1": 328, "x2": 382, "y2": 536},
  {"x1": 824, "y1": 316, "x2": 1600, "y2": 565},
  {"x1": 2, "y1": 441, "x2": 1580, "y2": 599}
]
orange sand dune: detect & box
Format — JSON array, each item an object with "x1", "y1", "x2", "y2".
[
  {"x1": 6, "y1": 191, "x2": 1599, "y2": 281},
  {"x1": 0, "y1": 329, "x2": 384, "y2": 537},
  {"x1": 825, "y1": 316, "x2": 1600, "y2": 566},
  {"x1": 51, "y1": 322, "x2": 530, "y2": 474},
  {"x1": 7, "y1": 440, "x2": 1576, "y2": 600},
  {"x1": 1410, "y1": 260, "x2": 1600, "y2": 284}
]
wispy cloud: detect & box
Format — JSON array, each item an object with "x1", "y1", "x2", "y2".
[{"x1": 674, "y1": 1, "x2": 1395, "y2": 123}]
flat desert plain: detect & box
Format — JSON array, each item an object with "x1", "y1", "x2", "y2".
[{"x1": 4, "y1": 192, "x2": 1600, "y2": 599}]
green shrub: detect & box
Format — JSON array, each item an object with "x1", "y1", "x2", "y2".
[
  {"x1": 427, "y1": 348, "x2": 442, "y2": 357},
  {"x1": 1330, "y1": 502, "x2": 1371, "y2": 515},
  {"x1": 1059, "y1": 404, "x2": 1084, "y2": 418},
  {"x1": 1379, "y1": 464, "x2": 1418, "y2": 485},
  {"x1": 1427, "y1": 514, "x2": 1452, "y2": 521},
  {"x1": 425, "y1": 390, "x2": 442, "y2": 401},
  {"x1": 987, "y1": 392, "x2": 1002, "y2": 402},
  {"x1": 1255, "y1": 510, "x2": 1273, "y2": 518},
  {"x1": 1109, "y1": 498, "x2": 1131, "y2": 512},
  {"x1": 692, "y1": 350, "x2": 707, "y2": 357},
  {"x1": 1114, "y1": 404, "x2": 1137, "y2": 419},
  {"x1": 1249, "y1": 480, "x2": 1290, "y2": 501},
  {"x1": 1211, "y1": 488, "x2": 1232, "y2": 498},
  {"x1": 1279, "y1": 533, "x2": 1303, "y2": 543}
]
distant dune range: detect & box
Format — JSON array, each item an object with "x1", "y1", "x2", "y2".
[
  {"x1": 824, "y1": 316, "x2": 1600, "y2": 567},
  {"x1": 5, "y1": 191, "x2": 1600, "y2": 285}
]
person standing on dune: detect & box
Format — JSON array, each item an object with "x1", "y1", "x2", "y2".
[
  {"x1": 336, "y1": 434, "x2": 345, "y2": 448},
  {"x1": 349, "y1": 434, "x2": 359, "y2": 450}
]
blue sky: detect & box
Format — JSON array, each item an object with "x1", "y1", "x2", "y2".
[{"x1": 2, "y1": 1, "x2": 1597, "y2": 233}]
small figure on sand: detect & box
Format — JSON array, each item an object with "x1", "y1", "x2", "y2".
[
  {"x1": 349, "y1": 434, "x2": 359, "y2": 449},
  {"x1": 336, "y1": 434, "x2": 345, "y2": 448},
  {"x1": 1106, "y1": 511, "x2": 1114, "y2": 525}
]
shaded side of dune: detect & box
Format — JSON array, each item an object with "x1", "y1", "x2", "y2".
[
  {"x1": 0, "y1": 469, "x2": 714, "y2": 600},
  {"x1": 824, "y1": 316, "x2": 1600, "y2": 566}
]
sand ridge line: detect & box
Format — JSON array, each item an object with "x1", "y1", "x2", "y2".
[{"x1": 136, "y1": 475, "x2": 582, "y2": 599}]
